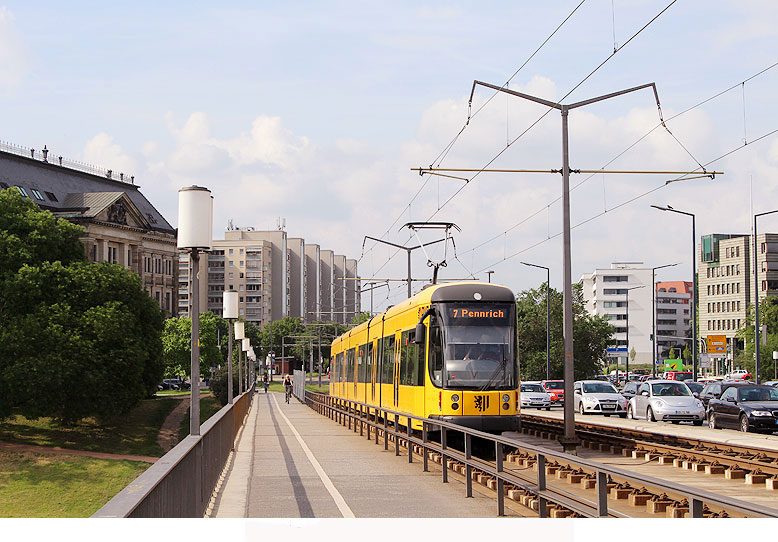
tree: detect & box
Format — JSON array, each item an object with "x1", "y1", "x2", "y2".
[
  {"x1": 682, "y1": 344, "x2": 691, "y2": 364},
  {"x1": 161, "y1": 312, "x2": 224, "y2": 378},
  {"x1": 516, "y1": 282, "x2": 614, "y2": 381},
  {"x1": 0, "y1": 262, "x2": 164, "y2": 423},
  {"x1": 629, "y1": 347, "x2": 637, "y2": 363},
  {"x1": 735, "y1": 297, "x2": 778, "y2": 381},
  {"x1": 668, "y1": 348, "x2": 677, "y2": 359},
  {"x1": 0, "y1": 188, "x2": 84, "y2": 279}
]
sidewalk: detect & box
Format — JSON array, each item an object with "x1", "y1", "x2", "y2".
[{"x1": 212, "y1": 391, "x2": 511, "y2": 518}]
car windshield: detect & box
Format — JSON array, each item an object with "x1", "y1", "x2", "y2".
[
  {"x1": 686, "y1": 382, "x2": 703, "y2": 393},
  {"x1": 521, "y1": 384, "x2": 545, "y2": 393},
  {"x1": 651, "y1": 382, "x2": 691, "y2": 397},
  {"x1": 582, "y1": 382, "x2": 618, "y2": 394},
  {"x1": 544, "y1": 381, "x2": 564, "y2": 389},
  {"x1": 737, "y1": 386, "x2": 778, "y2": 402}
]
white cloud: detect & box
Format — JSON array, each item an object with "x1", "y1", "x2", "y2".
[
  {"x1": 82, "y1": 133, "x2": 136, "y2": 177},
  {"x1": 0, "y1": 7, "x2": 29, "y2": 90}
]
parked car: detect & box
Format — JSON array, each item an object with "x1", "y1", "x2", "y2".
[
  {"x1": 541, "y1": 380, "x2": 565, "y2": 404},
  {"x1": 764, "y1": 381, "x2": 778, "y2": 388},
  {"x1": 664, "y1": 371, "x2": 694, "y2": 381},
  {"x1": 520, "y1": 382, "x2": 552, "y2": 410},
  {"x1": 573, "y1": 380, "x2": 627, "y2": 417},
  {"x1": 627, "y1": 380, "x2": 705, "y2": 425},
  {"x1": 639, "y1": 374, "x2": 661, "y2": 382},
  {"x1": 159, "y1": 379, "x2": 180, "y2": 390},
  {"x1": 708, "y1": 384, "x2": 778, "y2": 433},
  {"x1": 621, "y1": 381, "x2": 641, "y2": 401},
  {"x1": 632, "y1": 369, "x2": 649, "y2": 376},
  {"x1": 727, "y1": 369, "x2": 751, "y2": 381}
]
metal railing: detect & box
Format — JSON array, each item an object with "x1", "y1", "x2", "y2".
[
  {"x1": 305, "y1": 392, "x2": 778, "y2": 518},
  {"x1": 92, "y1": 385, "x2": 255, "y2": 518}
]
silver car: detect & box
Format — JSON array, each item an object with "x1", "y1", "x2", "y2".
[
  {"x1": 627, "y1": 380, "x2": 704, "y2": 425},
  {"x1": 573, "y1": 380, "x2": 628, "y2": 417},
  {"x1": 520, "y1": 382, "x2": 551, "y2": 410}
]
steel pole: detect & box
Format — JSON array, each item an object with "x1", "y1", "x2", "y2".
[
  {"x1": 652, "y1": 269, "x2": 656, "y2": 377},
  {"x1": 692, "y1": 214, "x2": 697, "y2": 382},
  {"x1": 546, "y1": 267, "x2": 550, "y2": 381},
  {"x1": 407, "y1": 249, "x2": 412, "y2": 299},
  {"x1": 560, "y1": 106, "x2": 576, "y2": 452},
  {"x1": 755, "y1": 215, "x2": 761, "y2": 384},
  {"x1": 227, "y1": 319, "x2": 233, "y2": 404},
  {"x1": 318, "y1": 326, "x2": 322, "y2": 389},
  {"x1": 190, "y1": 250, "x2": 201, "y2": 436},
  {"x1": 626, "y1": 290, "x2": 630, "y2": 379}
]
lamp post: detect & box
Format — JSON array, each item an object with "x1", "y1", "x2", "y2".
[
  {"x1": 521, "y1": 262, "x2": 550, "y2": 381},
  {"x1": 754, "y1": 209, "x2": 778, "y2": 384},
  {"x1": 223, "y1": 291, "x2": 238, "y2": 404},
  {"x1": 177, "y1": 186, "x2": 213, "y2": 436},
  {"x1": 651, "y1": 263, "x2": 678, "y2": 377},
  {"x1": 234, "y1": 321, "x2": 245, "y2": 394},
  {"x1": 624, "y1": 286, "x2": 645, "y2": 379},
  {"x1": 242, "y1": 338, "x2": 250, "y2": 390},
  {"x1": 773, "y1": 351, "x2": 778, "y2": 381},
  {"x1": 652, "y1": 205, "x2": 698, "y2": 381}
]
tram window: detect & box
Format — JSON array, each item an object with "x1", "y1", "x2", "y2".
[
  {"x1": 346, "y1": 348, "x2": 356, "y2": 383},
  {"x1": 382, "y1": 336, "x2": 395, "y2": 384},
  {"x1": 400, "y1": 330, "x2": 424, "y2": 386},
  {"x1": 358, "y1": 343, "x2": 368, "y2": 383},
  {"x1": 366, "y1": 343, "x2": 374, "y2": 382},
  {"x1": 428, "y1": 319, "x2": 443, "y2": 386}
]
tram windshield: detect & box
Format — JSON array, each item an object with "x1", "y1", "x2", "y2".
[{"x1": 436, "y1": 303, "x2": 516, "y2": 390}]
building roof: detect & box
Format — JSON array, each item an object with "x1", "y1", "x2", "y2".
[
  {"x1": 0, "y1": 149, "x2": 174, "y2": 234},
  {"x1": 656, "y1": 281, "x2": 693, "y2": 294}
]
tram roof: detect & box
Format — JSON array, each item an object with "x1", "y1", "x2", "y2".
[{"x1": 334, "y1": 281, "x2": 514, "y2": 344}]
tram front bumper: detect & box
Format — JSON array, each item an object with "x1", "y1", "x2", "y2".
[{"x1": 428, "y1": 414, "x2": 521, "y2": 433}]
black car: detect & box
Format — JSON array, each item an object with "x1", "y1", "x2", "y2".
[
  {"x1": 621, "y1": 381, "x2": 640, "y2": 400},
  {"x1": 685, "y1": 381, "x2": 704, "y2": 398},
  {"x1": 707, "y1": 384, "x2": 778, "y2": 433},
  {"x1": 699, "y1": 381, "x2": 738, "y2": 410}
]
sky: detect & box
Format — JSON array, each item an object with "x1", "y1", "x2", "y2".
[{"x1": 2, "y1": 1, "x2": 778, "y2": 313}]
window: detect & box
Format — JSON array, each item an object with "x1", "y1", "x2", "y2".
[
  {"x1": 229, "y1": 249, "x2": 234, "y2": 255},
  {"x1": 603, "y1": 288, "x2": 628, "y2": 295},
  {"x1": 381, "y1": 336, "x2": 395, "y2": 384},
  {"x1": 720, "y1": 387, "x2": 737, "y2": 401},
  {"x1": 707, "y1": 285, "x2": 711, "y2": 295},
  {"x1": 603, "y1": 275, "x2": 628, "y2": 282},
  {"x1": 31, "y1": 189, "x2": 44, "y2": 200},
  {"x1": 399, "y1": 329, "x2": 424, "y2": 386},
  {"x1": 240, "y1": 272, "x2": 244, "y2": 278},
  {"x1": 229, "y1": 272, "x2": 234, "y2": 279},
  {"x1": 428, "y1": 318, "x2": 443, "y2": 386},
  {"x1": 0, "y1": 182, "x2": 8, "y2": 189},
  {"x1": 239, "y1": 249, "x2": 244, "y2": 254},
  {"x1": 16, "y1": 186, "x2": 28, "y2": 197},
  {"x1": 240, "y1": 260, "x2": 244, "y2": 267},
  {"x1": 706, "y1": 268, "x2": 710, "y2": 278}
]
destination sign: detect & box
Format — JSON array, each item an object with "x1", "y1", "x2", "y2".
[{"x1": 443, "y1": 303, "x2": 512, "y2": 325}]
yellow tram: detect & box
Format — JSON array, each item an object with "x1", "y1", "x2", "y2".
[{"x1": 329, "y1": 281, "x2": 520, "y2": 432}]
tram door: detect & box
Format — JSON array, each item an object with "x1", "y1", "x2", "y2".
[
  {"x1": 370, "y1": 340, "x2": 377, "y2": 403},
  {"x1": 393, "y1": 331, "x2": 401, "y2": 407}
]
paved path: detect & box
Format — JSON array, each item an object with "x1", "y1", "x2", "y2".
[
  {"x1": 0, "y1": 441, "x2": 157, "y2": 463},
  {"x1": 212, "y1": 391, "x2": 513, "y2": 518}
]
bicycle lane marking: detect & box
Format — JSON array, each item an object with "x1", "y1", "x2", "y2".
[{"x1": 270, "y1": 393, "x2": 356, "y2": 518}]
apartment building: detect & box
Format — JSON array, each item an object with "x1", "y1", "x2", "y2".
[
  {"x1": 304, "y1": 244, "x2": 321, "y2": 320},
  {"x1": 287, "y1": 237, "x2": 306, "y2": 320},
  {"x1": 655, "y1": 281, "x2": 693, "y2": 356},
  {"x1": 0, "y1": 143, "x2": 178, "y2": 316},
  {"x1": 320, "y1": 249, "x2": 335, "y2": 321}
]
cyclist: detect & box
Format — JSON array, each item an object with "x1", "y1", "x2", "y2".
[
  {"x1": 263, "y1": 373, "x2": 268, "y2": 394},
  {"x1": 284, "y1": 374, "x2": 292, "y2": 404}
]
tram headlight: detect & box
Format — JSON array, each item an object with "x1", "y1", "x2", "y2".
[
  {"x1": 451, "y1": 402, "x2": 460, "y2": 411},
  {"x1": 502, "y1": 394, "x2": 510, "y2": 403},
  {"x1": 451, "y1": 394, "x2": 460, "y2": 403}
]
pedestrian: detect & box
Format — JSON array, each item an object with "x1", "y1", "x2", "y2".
[
  {"x1": 263, "y1": 373, "x2": 269, "y2": 393},
  {"x1": 284, "y1": 374, "x2": 292, "y2": 403}
]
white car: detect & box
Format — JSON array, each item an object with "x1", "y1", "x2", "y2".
[
  {"x1": 573, "y1": 380, "x2": 628, "y2": 417},
  {"x1": 627, "y1": 380, "x2": 705, "y2": 425},
  {"x1": 727, "y1": 370, "x2": 750, "y2": 381},
  {"x1": 520, "y1": 382, "x2": 552, "y2": 410}
]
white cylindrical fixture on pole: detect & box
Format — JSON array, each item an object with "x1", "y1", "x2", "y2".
[
  {"x1": 242, "y1": 337, "x2": 250, "y2": 352},
  {"x1": 223, "y1": 291, "x2": 239, "y2": 319},
  {"x1": 177, "y1": 186, "x2": 213, "y2": 250},
  {"x1": 234, "y1": 321, "x2": 245, "y2": 340}
]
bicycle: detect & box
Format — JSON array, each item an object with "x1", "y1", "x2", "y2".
[{"x1": 285, "y1": 385, "x2": 292, "y2": 404}]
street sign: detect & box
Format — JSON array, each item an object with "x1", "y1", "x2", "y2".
[
  {"x1": 664, "y1": 360, "x2": 682, "y2": 371},
  {"x1": 699, "y1": 354, "x2": 712, "y2": 368},
  {"x1": 706, "y1": 335, "x2": 726, "y2": 354}
]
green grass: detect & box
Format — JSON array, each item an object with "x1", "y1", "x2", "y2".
[
  {"x1": 0, "y1": 450, "x2": 149, "y2": 517},
  {"x1": 177, "y1": 396, "x2": 224, "y2": 441},
  {"x1": 155, "y1": 390, "x2": 192, "y2": 397},
  {"x1": 305, "y1": 384, "x2": 329, "y2": 394},
  {"x1": 0, "y1": 397, "x2": 181, "y2": 457}
]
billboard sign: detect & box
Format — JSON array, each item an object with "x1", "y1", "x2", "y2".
[{"x1": 706, "y1": 335, "x2": 727, "y2": 354}]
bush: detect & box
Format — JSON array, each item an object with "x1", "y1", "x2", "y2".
[{"x1": 209, "y1": 366, "x2": 240, "y2": 406}]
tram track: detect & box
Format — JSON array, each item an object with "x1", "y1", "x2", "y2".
[
  {"x1": 519, "y1": 413, "x2": 778, "y2": 488},
  {"x1": 308, "y1": 392, "x2": 778, "y2": 518}
]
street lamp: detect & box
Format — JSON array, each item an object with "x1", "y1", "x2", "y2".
[
  {"x1": 177, "y1": 186, "x2": 213, "y2": 436},
  {"x1": 651, "y1": 263, "x2": 678, "y2": 377},
  {"x1": 624, "y1": 286, "x2": 644, "y2": 379},
  {"x1": 242, "y1": 337, "x2": 250, "y2": 390},
  {"x1": 234, "y1": 321, "x2": 245, "y2": 394},
  {"x1": 223, "y1": 291, "x2": 238, "y2": 404},
  {"x1": 754, "y1": 209, "x2": 778, "y2": 384},
  {"x1": 652, "y1": 204, "x2": 698, "y2": 381},
  {"x1": 521, "y1": 262, "x2": 550, "y2": 380}
]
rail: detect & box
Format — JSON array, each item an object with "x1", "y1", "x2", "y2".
[
  {"x1": 301, "y1": 391, "x2": 778, "y2": 518},
  {"x1": 91, "y1": 385, "x2": 255, "y2": 518}
]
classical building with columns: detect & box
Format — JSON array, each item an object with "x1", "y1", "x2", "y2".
[{"x1": 0, "y1": 143, "x2": 178, "y2": 316}]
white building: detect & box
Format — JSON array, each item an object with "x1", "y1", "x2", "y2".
[{"x1": 580, "y1": 262, "x2": 654, "y2": 365}]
